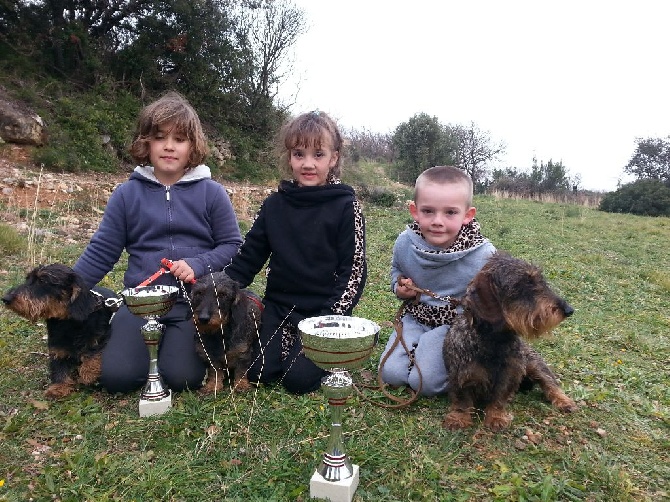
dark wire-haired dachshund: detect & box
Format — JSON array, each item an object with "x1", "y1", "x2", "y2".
[
  {"x1": 2, "y1": 264, "x2": 118, "y2": 399},
  {"x1": 190, "y1": 271, "x2": 261, "y2": 394},
  {"x1": 442, "y1": 252, "x2": 578, "y2": 430}
]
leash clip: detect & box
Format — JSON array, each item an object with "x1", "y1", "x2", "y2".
[{"x1": 104, "y1": 297, "x2": 124, "y2": 310}]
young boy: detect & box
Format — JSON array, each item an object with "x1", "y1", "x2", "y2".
[{"x1": 378, "y1": 165, "x2": 496, "y2": 396}]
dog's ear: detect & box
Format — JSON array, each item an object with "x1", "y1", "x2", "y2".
[
  {"x1": 465, "y1": 271, "x2": 505, "y2": 326},
  {"x1": 66, "y1": 274, "x2": 97, "y2": 322},
  {"x1": 230, "y1": 280, "x2": 241, "y2": 305},
  {"x1": 229, "y1": 293, "x2": 258, "y2": 340}
]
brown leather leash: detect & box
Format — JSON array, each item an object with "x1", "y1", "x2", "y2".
[{"x1": 352, "y1": 278, "x2": 460, "y2": 409}]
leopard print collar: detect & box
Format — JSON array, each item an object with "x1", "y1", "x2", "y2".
[{"x1": 408, "y1": 219, "x2": 487, "y2": 253}]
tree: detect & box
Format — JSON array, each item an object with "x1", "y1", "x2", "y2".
[
  {"x1": 599, "y1": 179, "x2": 670, "y2": 216},
  {"x1": 489, "y1": 158, "x2": 573, "y2": 196},
  {"x1": 240, "y1": 0, "x2": 304, "y2": 101},
  {"x1": 235, "y1": 0, "x2": 305, "y2": 137},
  {"x1": 535, "y1": 158, "x2": 571, "y2": 192},
  {"x1": 624, "y1": 136, "x2": 670, "y2": 185},
  {"x1": 451, "y1": 122, "x2": 505, "y2": 190},
  {"x1": 391, "y1": 113, "x2": 457, "y2": 183},
  {"x1": 346, "y1": 127, "x2": 393, "y2": 163},
  {"x1": 1, "y1": 0, "x2": 305, "y2": 177}
]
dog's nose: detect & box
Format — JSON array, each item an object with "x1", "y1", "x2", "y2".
[
  {"x1": 197, "y1": 312, "x2": 210, "y2": 323},
  {"x1": 562, "y1": 301, "x2": 574, "y2": 317},
  {"x1": 2, "y1": 294, "x2": 13, "y2": 305}
]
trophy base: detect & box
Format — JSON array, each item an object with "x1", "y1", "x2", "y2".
[
  {"x1": 139, "y1": 391, "x2": 172, "y2": 417},
  {"x1": 309, "y1": 464, "x2": 359, "y2": 502}
]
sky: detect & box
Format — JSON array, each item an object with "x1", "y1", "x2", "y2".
[{"x1": 276, "y1": 1, "x2": 670, "y2": 192}]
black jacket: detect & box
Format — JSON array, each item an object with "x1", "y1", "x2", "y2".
[{"x1": 225, "y1": 180, "x2": 367, "y2": 315}]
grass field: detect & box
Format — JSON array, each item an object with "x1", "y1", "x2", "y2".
[{"x1": 0, "y1": 189, "x2": 668, "y2": 501}]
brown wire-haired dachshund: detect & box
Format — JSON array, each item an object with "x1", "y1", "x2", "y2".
[
  {"x1": 2, "y1": 264, "x2": 118, "y2": 399},
  {"x1": 190, "y1": 271, "x2": 262, "y2": 394},
  {"x1": 442, "y1": 252, "x2": 578, "y2": 430}
]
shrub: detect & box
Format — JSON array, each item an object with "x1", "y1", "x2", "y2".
[
  {"x1": 358, "y1": 186, "x2": 397, "y2": 207},
  {"x1": 599, "y1": 179, "x2": 670, "y2": 216},
  {"x1": 0, "y1": 223, "x2": 27, "y2": 255}
]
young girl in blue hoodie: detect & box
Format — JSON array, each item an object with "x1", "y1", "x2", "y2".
[{"x1": 74, "y1": 91, "x2": 242, "y2": 393}]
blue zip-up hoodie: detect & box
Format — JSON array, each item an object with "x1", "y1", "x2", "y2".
[{"x1": 74, "y1": 164, "x2": 243, "y2": 290}]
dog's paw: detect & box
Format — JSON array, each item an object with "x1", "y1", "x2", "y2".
[
  {"x1": 78, "y1": 355, "x2": 102, "y2": 385},
  {"x1": 199, "y1": 374, "x2": 224, "y2": 394},
  {"x1": 45, "y1": 380, "x2": 76, "y2": 399},
  {"x1": 546, "y1": 387, "x2": 578, "y2": 412},
  {"x1": 232, "y1": 376, "x2": 252, "y2": 392},
  {"x1": 442, "y1": 410, "x2": 473, "y2": 430},
  {"x1": 483, "y1": 408, "x2": 513, "y2": 430},
  {"x1": 554, "y1": 395, "x2": 578, "y2": 413}
]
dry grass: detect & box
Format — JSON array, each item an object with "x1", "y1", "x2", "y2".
[{"x1": 490, "y1": 189, "x2": 604, "y2": 208}]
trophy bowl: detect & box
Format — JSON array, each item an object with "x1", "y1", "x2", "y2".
[
  {"x1": 298, "y1": 315, "x2": 380, "y2": 499},
  {"x1": 121, "y1": 285, "x2": 179, "y2": 319},
  {"x1": 299, "y1": 315, "x2": 380, "y2": 371},
  {"x1": 120, "y1": 285, "x2": 179, "y2": 416}
]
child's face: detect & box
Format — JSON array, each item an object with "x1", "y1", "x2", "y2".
[
  {"x1": 289, "y1": 137, "x2": 338, "y2": 186},
  {"x1": 149, "y1": 122, "x2": 192, "y2": 185},
  {"x1": 409, "y1": 181, "x2": 476, "y2": 249}
]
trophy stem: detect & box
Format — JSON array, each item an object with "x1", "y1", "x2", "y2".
[
  {"x1": 298, "y1": 315, "x2": 380, "y2": 502},
  {"x1": 140, "y1": 319, "x2": 170, "y2": 401},
  {"x1": 121, "y1": 285, "x2": 178, "y2": 417},
  {"x1": 318, "y1": 370, "x2": 354, "y2": 482}
]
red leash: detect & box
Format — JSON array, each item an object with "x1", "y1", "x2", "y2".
[{"x1": 137, "y1": 258, "x2": 196, "y2": 287}]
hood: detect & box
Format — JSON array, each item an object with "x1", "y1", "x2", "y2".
[
  {"x1": 132, "y1": 164, "x2": 211, "y2": 185},
  {"x1": 404, "y1": 219, "x2": 489, "y2": 267},
  {"x1": 278, "y1": 179, "x2": 355, "y2": 207}
]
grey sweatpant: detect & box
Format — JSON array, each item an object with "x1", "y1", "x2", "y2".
[{"x1": 378, "y1": 315, "x2": 449, "y2": 396}]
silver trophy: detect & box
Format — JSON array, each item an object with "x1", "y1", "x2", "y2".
[
  {"x1": 121, "y1": 285, "x2": 179, "y2": 417},
  {"x1": 298, "y1": 315, "x2": 380, "y2": 502}
]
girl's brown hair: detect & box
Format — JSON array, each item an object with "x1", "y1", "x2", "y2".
[
  {"x1": 276, "y1": 111, "x2": 343, "y2": 179},
  {"x1": 129, "y1": 91, "x2": 208, "y2": 170}
]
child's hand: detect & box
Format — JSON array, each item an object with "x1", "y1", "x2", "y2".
[
  {"x1": 395, "y1": 276, "x2": 417, "y2": 299},
  {"x1": 168, "y1": 259, "x2": 195, "y2": 283}
]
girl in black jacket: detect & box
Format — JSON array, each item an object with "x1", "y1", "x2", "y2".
[{"x1": 225, "y1": 111, "x2": 367, "y2": 394}]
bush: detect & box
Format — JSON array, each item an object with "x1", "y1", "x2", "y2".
[
  {"x1": 599, "y1": 179, "x2": 670, "y2": 216},
  {"x1": 33, "y1": 90, "x2": 139, "y2": 173},
  {"x1": 0, "y1": 223, "x2": 27, "y2": 255},
  {"x1": 358, "y1": 185, "x2": 397, "y2": 207}
]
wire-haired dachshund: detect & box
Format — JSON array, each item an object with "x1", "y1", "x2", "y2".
[
  {"x1": 442, "y1": 252, "x2": 577, "y2": 430},
  {"x1": 2, "y1": 264, "x2": 118, "y2": 398},
  {"x1": 190, "y1": 271, "x2": 262, "y2": 393}
]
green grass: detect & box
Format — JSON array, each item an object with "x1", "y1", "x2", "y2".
[
  {"x1": 0, "y1": 223, "x2": 27, "y2": 255},
  {"x1": 1, "y1": 195, "x2": 668, "y2": 501}
]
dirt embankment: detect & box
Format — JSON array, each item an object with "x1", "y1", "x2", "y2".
[{"x1": 0, "y1": 144, "x2": 270, "y2": 244}]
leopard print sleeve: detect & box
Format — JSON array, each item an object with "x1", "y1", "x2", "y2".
[{"x1": 331, "y1": 198, "x2": 367, "y2": 314}]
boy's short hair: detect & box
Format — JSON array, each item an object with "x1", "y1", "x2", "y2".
[
  {"x1": 276, "y1": 111, "x2": 343, "y2": 178},
  {"x1": 415, "y1": 166, "x2": 473, "y2": 206},
  {"x1": 129, "y1": 91, "x2": 208, "y2": 170}
]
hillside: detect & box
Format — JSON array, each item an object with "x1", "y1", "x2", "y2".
[{"x1": 0, "y1": 144, "x2": 273, "y2": 245}]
